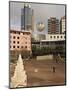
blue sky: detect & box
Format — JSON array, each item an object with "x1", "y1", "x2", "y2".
[{"x1": 10, "y1": 2, "x2": 65, "y2": 34}]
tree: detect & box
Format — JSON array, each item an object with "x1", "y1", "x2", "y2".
[{"x1": 21, "y1": 50, "x2": 30, "y2": 59}]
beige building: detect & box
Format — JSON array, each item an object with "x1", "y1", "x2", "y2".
[
  {"x1": 33, "y1": 34, "x2": 65, "y2": 41},
  {"x1": 44, "y1": 34, "x2": 65, "y2": 41},
  {"x1": 10, "y1": 30, "x2": 31, "y2": 52},
  {"x1": 60, "y1": 16, "x2": 65, "y2": 34}
]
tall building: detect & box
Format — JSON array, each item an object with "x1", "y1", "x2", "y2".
[
  {"x1": 48, "y1": 17, "x2": 60, "y2": 34},
  {"x1": 21, "y1": 3, "x2": 34, "y2": 31},
  {"x1": 60, "y1": 16, "x2": 66, "y2": 34}
]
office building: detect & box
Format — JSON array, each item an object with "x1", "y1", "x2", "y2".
[
  {"x1": 21, "y1": 3, "x2": 34, "y2": 31},
  {"x1": 48, "y1": 17, "x2": 60, "y2": 34}
]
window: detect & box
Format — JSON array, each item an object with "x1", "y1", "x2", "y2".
[
  {"x1": 13, "y1": 46, "x2": 15, "y2": 48},
  {"x1": 21, "y1": 46, "x2": 23, "y2": 48},
  {"x1": 25, "y1": 46, "x2": 27, "y2": 48},
  {"x1": 61, "y1": 36, "x2": 62, "y2": 38},
  {"x1": 17, "y1": 41, "x2": 19, "y2": 44},
  {"x1": 13, "y1": 32, "x2": 16, "y2": 34},
  {"x1": 17, "y1": 46, "x2": 19, "y2": 48},
  {"x1": 23, "y1": 33, "x2": 25, "y2": 35},
  {"x1": 54, "y1": 36, "x2": 56, "y2": 38},
  {"x1": 17, "y1": 37, "x2": 19, "y2": 39},
  {"x1": 57, "y1": 36, "x2": 59, "y2": 38},
  {"x1": 16, "y1": 32, "x2": 20, "y2": 34},
  {"x1": 50, "y1": 36, "x2": 52, "y2": 38},
  {"x1": 13, "y1": 41, "x2": 15, "y2": 43},
  {"x1": 13, "y1": 36, "x2": 15, "y2": 39},
  {"x1": 25, "y1": 42, "x2": 27, "y2": 44}
]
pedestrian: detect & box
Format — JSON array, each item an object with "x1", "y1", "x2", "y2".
[
  {"x1": 53, "y1": 66, "x2": 55, "y2": 73},
  {"x1": 56, "y1": 57, "x2": 58, "y2": 63}
]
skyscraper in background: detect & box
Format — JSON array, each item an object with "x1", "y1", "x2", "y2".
[
  {"x1": 21, "y1": 3, "x2": 34, "y2": 31},
  {"x1": 48, "y1": 17, "x2": 60, "y2": 34},
  {"x1": 60, "y1": 16, "x2": 65, "y2": 34}
]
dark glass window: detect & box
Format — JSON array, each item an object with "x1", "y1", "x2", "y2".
[
  {"x1": 13, "y1": 36, "x2": 15, "y2": 39},
  {"x1": 16, "y1": 32, "x2": 20, "y2": 34},
  {"x1": 57, "y1": 36, "x2": 59, "y2": 38},
  {"x1": 50, "y1": 36, "x2": 52, "y2": 38},
  {"x1": 61, "y1": 36, "x2": 62, "y2": 38},
  {"x1": 25, "y1": 42, "x2": 27, "y2": 44},
  {"x1": 13, "y1": 41, "x2": 15, "y2": 43},
  {"x1": 25, "y1": 46, "x2": 27, "y2": 48},
  {"x1": 13, "y1": 46, "x2": 15, "y2": 48},
  {"x1": 17, "y1": 37, "x2": 19, "y2": 39},
  {"x1": 54, "y1": 36, "x2": 56, "y2": 38},
  {"x1": 17, "y1": 41, "x2": 19, "y2": 44},
  {"x1": 21, "y1": 46, "x2": 23, "y2": 48},
  {"x1": 17, "y1": 46, "x2": 19, "y2": 48}
]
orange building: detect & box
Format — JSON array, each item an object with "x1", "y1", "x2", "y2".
[{"x1": 10, "y1": 30, "x2": 31, "y2": 52}]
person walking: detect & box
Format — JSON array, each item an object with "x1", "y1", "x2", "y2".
[{"x1": 53, "y1": 66, "x2": 56, "y2": 73}]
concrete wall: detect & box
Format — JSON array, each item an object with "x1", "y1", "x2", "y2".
[
  {"x1": 10, "y1": 30, "x2": 31, "y2": 51},
  {"x1": 37, "y1": 54, "x2": 53, "y2": 60},
  {"x1": 45, "y1": 34, "x2": 65, "y2": 41}
]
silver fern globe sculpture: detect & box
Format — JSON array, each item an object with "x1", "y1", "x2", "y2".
[{"x1": 37, "y1": 22, "x2": 45, "y2": 32}]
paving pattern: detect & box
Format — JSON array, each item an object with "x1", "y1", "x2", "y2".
[
  {"x1": 24, "y1": 59, "x2": 65, "y2": 87},
  {"x1": 10, "y1": 59, "x2": 66, "y2": 87}
]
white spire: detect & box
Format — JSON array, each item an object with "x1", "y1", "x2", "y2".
[{"x1": 11, "y1": 54, "x2": 27, "y2": 88}]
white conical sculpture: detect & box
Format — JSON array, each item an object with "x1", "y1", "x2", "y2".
[{"x1": 11, "y1": 54, "x2": 27, "y2": 88}]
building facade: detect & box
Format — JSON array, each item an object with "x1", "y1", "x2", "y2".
[
  {"x1": 48, "y1": 17, "x2": 60, "y2": 34},
  {"x1": 32, "y1": 34, "x2": 65, "y2": 50},
  {"x1": 44, "y1": 34, "x2": 65, "y2": 41},
  {"x1": 60, "y1": 16, "x2": 66, "y2": 34},
  {"x1": 21, "y1": 4, "x2": 34, "y2": 31},
  {"x1": 10, "y1": 30, "x2": 31, "y2": 52},
  {"x1": 32, "y1": 33, "x2": 65, "y2": 41}
]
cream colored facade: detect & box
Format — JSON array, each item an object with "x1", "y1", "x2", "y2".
[
  {"x1": 61, "y1": 16, "x2": 65, "y2": 33},
  {"x1": 33, "y1": 33, "x2": 65, "y2": 42},
  {"x1": 10, "y1": 30, "x2": 31, "y2": 51},
  {"x1": 41, "y1": 34, "x2": 65, "y2": 42}
]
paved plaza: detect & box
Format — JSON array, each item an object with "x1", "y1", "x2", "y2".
[
  {"x1": 23, "y1": 59, "x2": 65, "y2": 87},
  {"x1": 10, "y1": 59, "x2": 65, "y2": 87}
]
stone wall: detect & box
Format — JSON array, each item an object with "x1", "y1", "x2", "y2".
[{"x1": 37, "y1": 54, "x2": 53, "y2": 60}]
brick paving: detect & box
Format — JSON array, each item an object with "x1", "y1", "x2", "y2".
[
  {"x1": 10, "y1": 59, "x2": 66, "y2": 87},
  {"x1": 23, "y1": 59, "x2": 65, "y2": 87}
]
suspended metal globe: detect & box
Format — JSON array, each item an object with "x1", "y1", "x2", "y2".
[{"x1": 37, "y1": 22, "x2": 45, "y2": 32}]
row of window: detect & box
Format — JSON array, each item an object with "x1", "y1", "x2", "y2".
[
  {"x1": 10, "y1": 36, "x2": 30, "y2": 40},
  {"x1": 50, "y1": 35, "x2": 65, "y2": 39},
  {"x1": 11, "y1": 31, "x2": 30, "y2": 35},
  {"x1": 10, "y1": 45, "x2": 28, "y2": 49},
  {"x1": 10, "y1": 32, "x2": 30, "y2": 35},
  {"x1": 10, "y1": 41, "x2": 30, "y2": 44},
  {"x1": 10, "y1": 32, "x2": 20, "y2": 34},
  {"x1": 10, "y1": 36, "x2": 20, "y2": 39},
  {"x1": 12, "y1": 41, "x2": 19, "y2": 44}
]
